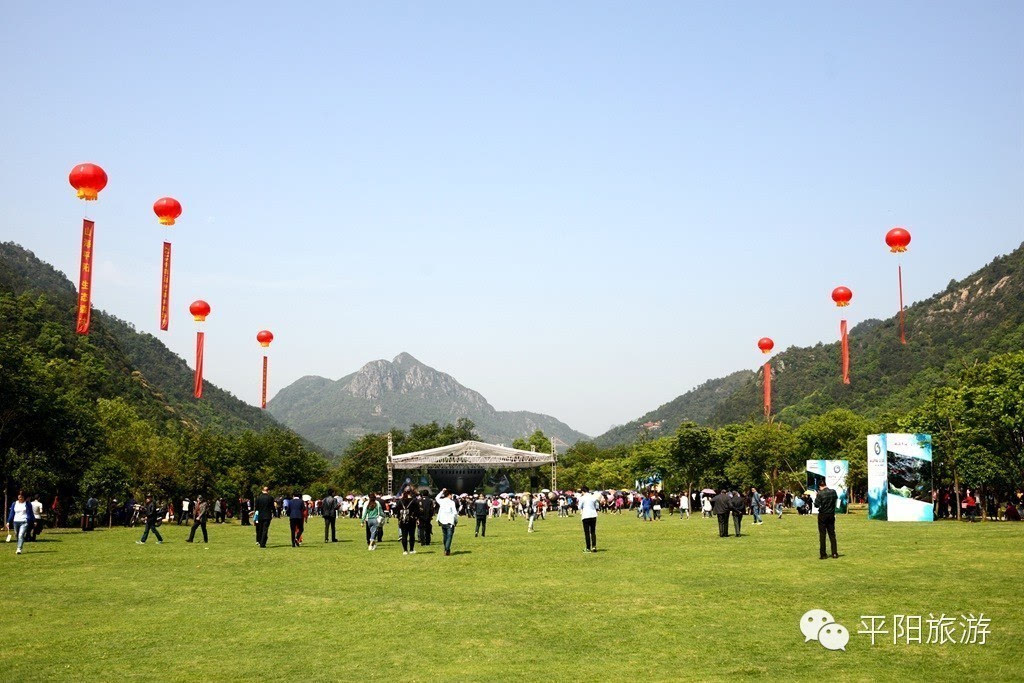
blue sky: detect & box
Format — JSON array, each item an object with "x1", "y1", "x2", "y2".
[{"x1": 2, "y1": 2, "x2": 1022, "y2": 436}]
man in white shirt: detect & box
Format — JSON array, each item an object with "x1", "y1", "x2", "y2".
[
  {"x1": 435, "y1": 489, "x2": 458, "y2": 556},
  {"x1": 578, "y1": 486, "x2": 600, "y2": 553},
  {"x1": 29, "y1": 495, "x2": 44, "y2": 541}
]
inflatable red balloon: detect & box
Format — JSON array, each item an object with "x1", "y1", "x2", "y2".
[
  {"x1": 256, "y1": 330, "x2": 274, "y2": 347},
  {"x1": 885, "y1": 227, "x2": 911, "y2": 253},
  {"x1": 69, "y1": 163, "x2": 107, "y2": 201},
  {"x1": 757, "y1": 337, "x2": 774, "y2": 354},
  {"x1": 257, "y1": 330, "x2": 274, "y2": 409},
  {"x1": 153, "y1": 197, "x2": 183, "y2": 226},
  {"x1": 189, "y1": 300, "x2": 211, "y2": 322},
  {"x1": 831, "y1": 286, "x2": 852, "y2": 307}
]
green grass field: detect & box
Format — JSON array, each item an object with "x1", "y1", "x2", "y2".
[{"x1": 0, "y1": 510, "x2": 1021, "y2": 680}]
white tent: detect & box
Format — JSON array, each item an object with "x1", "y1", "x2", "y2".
[{"x1": 386, "y1": 439, "x2": 556, "y2": 494}]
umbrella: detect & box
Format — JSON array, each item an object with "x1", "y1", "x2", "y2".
[
  {"x1": 301, "y1": 494, "x2": 312, "y2": 502},
  {"x1": 345, "y1": 495, "x2": 354, "y2": 500},
  {"x1": 541, "y1": 489, "x2": 550, "y2": 494},
  {"x1": 499, "y1": 493, "x2": 509, "y2": 499},
  {"x1": 702, "y1": 488, "x2": 716, "y2": 495}
]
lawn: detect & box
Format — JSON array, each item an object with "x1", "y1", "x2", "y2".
[{"x1": 0, "y1": 509, "x2": 1021, "y2": 680}]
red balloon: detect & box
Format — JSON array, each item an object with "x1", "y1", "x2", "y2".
[
  {"x1": 757, "y1": 337, "x2": 774, "y2": 354},
  {"x1": 69, "y1": 163, "x2": 108, "y2": 201},
  {"x1": 256, "y1": 330, "x2": 274, "y2": 347},
  {"x1": 154, "y1": 197, "x2": 183, "y2": 225},
  {"x1": 885, "y1": 227, "x2": 911, "y2": 253},
  {"x1": 189, "y1": 300, "x2": 211, "y2": 322},
  {"x1": 831, "y1": 286, "x2": 853, "y2": 307}
]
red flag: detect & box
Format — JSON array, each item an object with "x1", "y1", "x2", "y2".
[
  {"x1": 840, "y1": 319, "x2": 850, "y2": 385},
  {"x1": 763, "y1": 361, "x2": 771, "y2": 420},
  {"x1": 261, "y1": 355, "x2": 268, "y2": 409},
  {"x1": 898, "y1": 264, "x2": 907, "y2": 344},
  {"x1": 159, "y1": 241, "x2": 172, "y2": 331},
  {"x1": 194, "y1": 331, "x2": 205, "y2": 398},
  {"x1": 75, "y1": 219, "x2": 95, "y2": 335}
]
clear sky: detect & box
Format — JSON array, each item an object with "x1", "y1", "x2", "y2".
[{"x1": 2, "y1": 2, "x2": 1022, "y2": 436}]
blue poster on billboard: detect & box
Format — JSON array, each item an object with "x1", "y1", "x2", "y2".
[
  {"x1": 867, "y1": 433, "x2": 933, "y2": 522},
  {"x1": 806, "y1": 460, "x2": 848, "y2": 514}
]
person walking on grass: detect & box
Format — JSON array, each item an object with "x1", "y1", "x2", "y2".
[
  {"x1": 136, "y1": 494, "x2": 163, "y2": 545},
  {"x1": 288, "y1": 492, "x2": 304, "y2": 547},
  {"x1": 178, "y1": 497, "x2": 190, "y2": 526},
  {"x1": 578, "y1": 486, "x2": 599, "y2": 553},
  {"x1": 711, "y1": 489, "x2": 731, "y2": 538},
  {"x1": 729, "y1": 490, "x2": 745, "y2": 537},
  {"x1": 750, "y1": 487, "x2": 764, "y2": 525},
  {"x1": 679, "y1": 492, "x2": 690, "y2": 519},
  {"x1": 435, "y1": 488, "x2": 458, "y2": 556},
  {"x1": 525, "y1": 493, "x2": 537, "y2": 533},
  {"x1": 186, "y1": 496, "x2": 209, "y2": 544},
  {"x1": 474, "y1": 494, "x2": 489, "y2": 538},
  {"x1": 417, "y1": 490, "x2": 435, "y2": 546},
  {"x1": 6, "y1": 491, "x2": 35, "y2": 555},
  {"x1": 396, "y1": 487, "x2": 420, "y2": 555},
  {"x1": 322, "y1": 489, "x2": 339, "y2": 543},
  {"x1": 254, "y1": 486, "x2": 274, "y2": 548},
  {"x1": 813, "y1": 480, "x2": 839, "y2": 560},
  {"x1": 361, "y1": 493, "x2": 384, "y2": 551}
]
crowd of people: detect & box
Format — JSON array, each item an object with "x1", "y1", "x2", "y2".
[{"x1": 8, "y1": 483, "x2": 1023, "y2": 558}]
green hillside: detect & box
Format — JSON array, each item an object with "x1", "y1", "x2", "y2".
[
  {"x1": 595, "y1": 241, "x2": 1024, "y2": 442},
  {"x1": 593, "y1": 371, "x2": 752, "y2": 446}
]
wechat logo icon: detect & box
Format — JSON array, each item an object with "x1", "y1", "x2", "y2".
[{"x1": 800, "y1": 609, "x2": 849, "y2": 651}]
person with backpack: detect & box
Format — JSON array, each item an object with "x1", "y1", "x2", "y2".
[
  {"x1": 361, "y1": 493, "x2": 384, "y2": 551},
  {"x1": 321, "y1": 489, "x2": 339, "y2": 543},
  {"x1": 253, "y1": 486, "x2": 275, "y2": 548},
  {"x1": 135, "y1": 494, "x2": 164, "y2": 544},
  {"x1": 417, "y1": 490, "x2": 435, "y2": 546},
  {"x1": 288, "y1": 493, "x2": 304, "y2": 547},
  {"x1": 395, "y1": 487, "x2": 421, "y2": 555}
]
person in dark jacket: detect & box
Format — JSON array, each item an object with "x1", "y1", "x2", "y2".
[
  {"x1": 395, "y1": 487, "x2": 421, "y2": 554},
  {"x1": 813, "y1": 481, "x2": 839, "y2": 559},
  {"x1": 729, "y1": 491, "x2": 745, "y2": 537},
  {"x1": 254, "y1": 486, "x2": 275, "y2": 548},
  {"x1": 186, "y1": 496, "x2": 209, "y2": 543},
  {"x1": 288, "y1": 493, "x2": 304, "y2": 547},
  {"x1": 136, "y1": 494, "x2": 163, "y2": 544},
  {"x1": 321, "y1": 489, "x2": 339, "y2": 542},
  {"x1": 417, "y1": 490, "x2": 435, "y2": 546},
  {"x1": 239, "y1": 497, "x2": 251, "y2": 526},
  {"x1": 711, "y1": 489, "x2": 731, "y2": 537},
  {"x1": 7, "y1": 491, "x2": 36, "y2": 554},
  {"x1": 473, "y1": 494, "x2": 489, "y2": 538}
]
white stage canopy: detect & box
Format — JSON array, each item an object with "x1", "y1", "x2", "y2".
[{"x1": 390, "y1": 440, "x2": 555, "y2": 470}]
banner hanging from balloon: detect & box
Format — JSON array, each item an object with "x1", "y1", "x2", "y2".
[
  {"x1": 190, "y1": 300, "x2": 210, "y2": 399},
  {"x1": 159, "y1": 242, "x2": 172, "y2": 331},
  {"x1": 75, "y1": 219, "x2": 95, "y2": 335},
  {"x1": 886, "y1": 227, "x2": 911, "y2": 345},
  {"x1": 757, "y1": 337, "x2": 774, "y2": 421},
  {"x1": 840, "y1": 319, "x2": 850, "y2": 385},
  {"x1": 194, "y1": 331, "x2": 205, "y2": 399},
  {"x1": 68, "y1": 163, "x2": 106, "y2": 335},
  {"x1": 832, "y1": 286, "x2": 852, "y2": 385},
  {"x1": 257, "y1": 330, "x2": 274, "y2": 409},
  {"x1": 154, "y1": 198, "x2": 181, "y2": 331}
]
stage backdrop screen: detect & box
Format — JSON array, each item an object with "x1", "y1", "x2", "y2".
[
  {"x1": 867, "y1": 433, "x2": 933, "y2": 522},
  {"x1": 806, "y1": 460, "x2": 848, "y2": 514}
]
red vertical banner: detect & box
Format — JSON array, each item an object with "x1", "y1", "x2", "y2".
[
  {"x1": 75, "y1": 219, "x2": 95, "y2": 335},
  {"x1": 763, "y1": 361, "x2": 771, "y2": 420},
  {"x1": 261, "y1": 355, "x2": 269, "y2": 409},
  {"x1": 898, "y1": 263, "x2": 907, "y2": 344},
  {"x1": 194, "y1": 331, "x2": 205, "y2": 398},
  {"x1": 840, "y1": 319, "x2": 850, "y2": 385},
  {"x1": 160, "y1": 241, "x2": 172, "y2": 331}
]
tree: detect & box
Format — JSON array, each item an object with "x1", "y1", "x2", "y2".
[
  {"x1": 730, "y1": 422, "x2": 798, "y2": 493},
  {"x1": 670, "y1": 421, "x2": 714, "y2": 505},
  {"x1": 80, "y1": 456, "x2": 130, "y2": 527}
]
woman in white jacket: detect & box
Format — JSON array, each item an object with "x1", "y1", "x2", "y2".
[{"x1": 435, "y1": 489, "x2": 458, "y2": 556}]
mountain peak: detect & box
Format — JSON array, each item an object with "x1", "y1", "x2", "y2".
[{"x1": 393, "y1": 352, "x2": 420, "y2": 365}]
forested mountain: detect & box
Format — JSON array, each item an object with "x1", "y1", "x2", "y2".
[
  {"x1": 596, "y1": 241, "x2": 1024, "y2": 443},
  {"x1": 593, "y1": 371, "x2": 753, "y2": 447},
  {"x1": 268, "y1": 352, "x2": 589, "y2": 452},
  {"x1": 0, "y1": 242, "x2": 279, "y2": 434}
]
